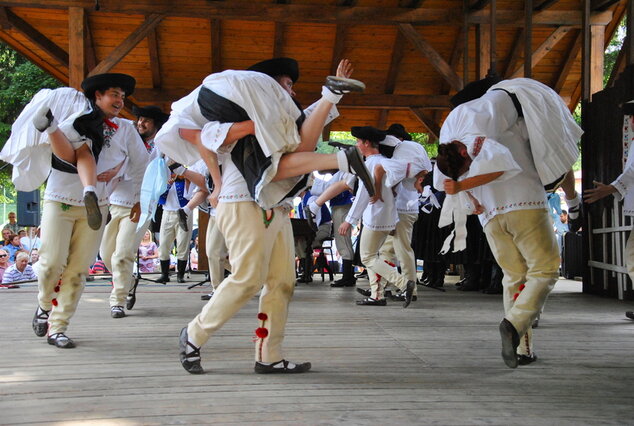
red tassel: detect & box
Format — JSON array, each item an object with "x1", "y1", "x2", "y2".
[
  {"x1": 513, "y1": 293, "x2": 519, "y2": 301},
  {"x1": 51, "y1": 298, "x2": 58, "y2": 307},
  {"x1": 257, "y1": 312, "x2": 268, "y2": 321},
  {"x1": 54, "y1": 285, "x2": 60, "y2": 293},
  {"x1": 255, "y1": 327, "x2": 268, "y2": 338},
  {"x1": 519, "y1": 284, "x2": 526, "y2": 291}
]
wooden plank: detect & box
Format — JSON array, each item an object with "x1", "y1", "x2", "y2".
[
  {"x1": 0, "y1": 29, "x2": 67, "y2": 82},
  {"x1": 591, "y1": 0, "x2": 621, "y2": 11},
  {"x1": 88, "y1": 13, "x2": 164, "y2": 77},
  {"x1": 503, "y1": 28, "x2": 524, "y2": 78},
  {"x1": 553, "y1": 30, "x2": 581, "y2": 93},
  {"x1": 273, "y1": 21, "x2": 284, "y2": 58},
  {"x1": 534, "y1": 0, "x2": 561, "y2": 11},
  {"x1": 524, "y1": 0, "x2": 533, "y2": 78},
  {"x1": 147, "y1": 23, "x2": 161, "y2": 88},
  {"x1": 384, "y1": 29, "x2": 406, "y2": 95},
  {"x1": 469, "y1": 0, "x2": 491, "y2": 11},
  {"x1": 590, "y1": 23, "x2": 605, "y2": 97},
  {"x1": 0, "y1": 2, "x2": 615, "y2": 27},
  {"x1": 512, "y1": 26, "x2": 573, "y2": 78},
  {"x1": 210, "y1": 19, "x2": 221, "y2": 73},
  {"x1": 627, "y1": 0, "x2": 634, "y2": 66},
  {"x1": 582, "y1": 0, "x2": 591, "y2": 101},
  {"x1": 83, "y1": 11, "x2": 96, "y2": 72},
  {"x1": 476, "y1": 24, "x2": 490, "y2": 79},
  {"x1": 606, "y1": 35, "x2": 626, "y2": 87},
  {"x1": 1, "y1": 6, "x2": 69, "y2": 66},
  {"x1": 398, "y1": 23, "x2": 463, "y2": 91},
  {"x1": 410, "y1": 107, "x2": 440, "y2": 139},
  {"x1": 329, "y1": 24, "x2": 347, "y2": 75},
  {"x1": 67, "y1": 6, "x2": 84, "y2": 89}
]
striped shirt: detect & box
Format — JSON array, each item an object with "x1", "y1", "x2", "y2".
[{"x1": 2, "y1": 264, "x2": 37, "y2": 283}]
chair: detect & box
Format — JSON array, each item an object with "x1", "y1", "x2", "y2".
[{"x1": 312, "y1": 237, "x2": 335, "y2": 281}]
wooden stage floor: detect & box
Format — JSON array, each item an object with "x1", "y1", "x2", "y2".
[{"x1": 0, "y1": 274, "x2": 633, "y2": 425}]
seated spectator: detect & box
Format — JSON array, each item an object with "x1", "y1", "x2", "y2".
[
  {"x1": 3, "y1": 234, "x2": 23, "y2": 262},
  {"x1": 20, "y1": 227, "x2": 42, "y2": 252},
  {"x1": 0, "y1": 248, "x2": 12, "y2": 283},
  {"x1": 30, "y1": 248, "x2": 39, "y2": 265},
  {"x1": 2, "y1": 229, "x2": 11, "y2": 247},
  {"x1": 2, "y1": 212, "x2": 18, "y2": 235},
  {"x1": 138, "y1": 231, "x2": 159, "y2": 273},
  {"x1": 190, "y1": 236, "x2": 199, "y2": 271},
  {"x1": 2, "y1": 251, "x2": 37, "y2": 286},
  {"x1": 90, "y1": 259, "x2": 109, "y2": 275}
]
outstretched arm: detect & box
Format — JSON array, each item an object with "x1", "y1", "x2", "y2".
[
  {"x1": 443, "y1": 171, "x2": 504, "y2": 195},
  {"x1": 584, "y1": 180, "x2": 617, "y2": 204}
]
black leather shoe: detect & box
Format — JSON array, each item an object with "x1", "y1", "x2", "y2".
[
  {"x1": 303, "y1": 205, "x2": 318, "y2": 232},
  {"x1": 499, "y1": 319, "x2": 520, "y2": 368},
  {"x1": 47, "y1": 333, "x2": 75, "y2": 349},
  {"x1": 390, "y1": 293, "x2": 418, "y2": 302},
  {"x1": 126, "y1": 292, "x2": 136, "y2": 310},
  {"x1": 179, "y1": 327, "x2": 204, "y2": 374},
  {"x1": 201, "y1": 292, "x2": 214, "y2": 301},
  {"x1": 254, "y1": 359, "x2": 311, "y2": 374},
  {"x1": 356, "y1": 297, "x2": 387, "y2": 306},
  {"x1": 324, "y1": 76, "x2": 365, "y2": 95},
  {"x1": 32, "y1": 306, "x2": 49, "y2": 337},
  {"x1": 518, "y1": 353, "x2": 538, "y2": 365},
  {"x1": 344, "y1": 147, "x2": 375, "y2": 197},
  {"x1": 355, "y1": 270, "x2": 368, "y2": 279},
  {"x1": 111, "y1": 306, "x2": 126, "y2": 318},
  {"x1": 83, "y1": 191, "x2": 102, "y2": 231},
  {"x1": 403, "y1": 280, "x2": 416, "y2": 308},
  {"x1": 356, "y1": 287, "x2": 371, "y2": 297},
  {"x1": 626, "y1": 311, "x2": 634, "y2": 320},
  {"x1": 178, "y1": 209, "x2": 189, "y2": 232}
]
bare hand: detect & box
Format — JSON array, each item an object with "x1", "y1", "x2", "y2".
[
  {"x1": 129, "y1": 202, "x2": 141, "y2": 223},
  {"x1": 443, "y1": 179, "x2": 462, "y2": 195},
  {"x1": 336, "y1": 59, "x2": 353, "y2": 79},
  {"x1": 208, "y1": 186, "x2": 221, "y2": 209},
  {"x1": 584, "y1": 180, "x2": 617, "y2": 204},
  {"x1": 338, "y1": 221, "x2": 351, "y2": 236},
  {"x1": 369, "y1": 187, "x2": 383, "y2": 204},
  {"x1": 466, "y1": 192, "x2": 484, "y2": 214},
  {"x1": 97, "y1": 161, "x2": 124, "y2": 183}
]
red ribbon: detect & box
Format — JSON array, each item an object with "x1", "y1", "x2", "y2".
[{"x1": 104, "y1": 118, "x2": 119, "y2": 130}]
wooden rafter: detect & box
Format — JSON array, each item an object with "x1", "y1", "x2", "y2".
[
  {"x1": 83, "y1": 11, "x2": 96, "y2": 72},
  {"x1": 503, "y1": 28, "x2": 524, "y2": 78},
  {"x1": 606, "y1": 35, "x2": 626, "y2": 87},
  {"x1": 399, "y1": 23, "x2": 463, "y2": 92},
  {"x1": 0, "y1": 28, "x2": 67, "y2": 82},
  {"x1": 591, "y1": 0, "x2": 621, "y2": 12},
  {"x1": 68, "y1": 6, "x2": 84, "y2": 89},
  {"x1": 0, "y1": 6, "x2": 68, "y2": 66},
  {"x1": 88, "y1": 13, "x2": 164, "y2": 77},
  {"x1": 378, "y1": 29, "x2": 407, "y2": 129},
  {"x1": 553, "y1": 30, "x2": 581, "y2": 93},
  {"x1": 210, "y1": 19, "x2": 221, "y2": 73},
  {"x1": 511, "y1": 26, "x2": 573, "y2": 78},
  {"x1": 274, "y1": 22, "x2": 284, "y2": 58},
  {"x1": 410, "y1": 107, "x2": 440, "y2": 140},
  {"x1": 534, "y1": 0, "x2": 560, "y2": 12},
  {"x1": 329, "y1": 24, "x2": 347, "y2": 75},
  {"x1": 147, "y1": 23, "x2": 161, "y2": 88},
  {"x1": 0, "y1": 2, "x2": 614, "y2": 27},
  {"x1": 469, "y1": 0, "x2": 491, "y2": 11}
]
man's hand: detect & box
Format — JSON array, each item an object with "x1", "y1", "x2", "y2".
[
  {"x1": 97, "y1": 161, "x2": 124, "y2": 182},
  {"x1": 584, "y1": 180, "x2": 617, "y2": 204},
  {"x1": 443, "y1": 179, "x2": 462, "y2": 195},
  {"x1": 338, "y1": 221, "x2": 351, "y2": 236},
  {"x1": 129, "y1": 202, "x2": 141, "y2": 223},
  {"x1": 336, "y1": 59, "x2": 353, "y2": 79},
  {"x1": 208, "y1": 185, "x2": 221, "y2": 209}
]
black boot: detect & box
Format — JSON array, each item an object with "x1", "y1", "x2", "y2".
[
  {"x1": 157, "y1": 260, "x2": 171, "y2": 284},
  {"x1": 458, "y1": 263, "x2": 480, "y2": 291},
  {"x1": 331, "y1": 260, "x2": 356, "y2": 287},
  {"x1": 177, "y1": 260, "x2": 187, "y2": 283}
]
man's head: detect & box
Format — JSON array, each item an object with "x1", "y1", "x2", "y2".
[
  {"x1": 133, "y1": 105, "x2": 169, "y2": 140},
  {"x1": 436, "y1": 140, "x2": 472, "y2": 180},
  {"x1": 351, "y1": 126, "x2": 386, "y2": 156},
  {"x1": 248, "y1": 57, "x2": 299, "y2": 97},
  {"x1": 10, "y1": 234, "x2": 20, "y2": 246},
  {"x1": 7, "y1": 212, "x2": 16, "y2": 223},
  {"x1": 15, "y1": 252, "x2": 29, "y2": 272},
  {"x1": 81, "y1": 73, "x2": 136, "y2": 118},
  {"x1": 385, "y1": 123, "x2": 411, "y2": 141},
  {"x1": 560, "y1": 210, "x2": 568, "y2": 223},
  {"x1": 450, "y1": 74, "x2": 502, "y2": 108},
  {"x1": 30, "y1": 249, "x2": 39, "y2": 264}
]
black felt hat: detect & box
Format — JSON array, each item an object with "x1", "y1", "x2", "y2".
[
  {"x1": 247, "y1": 57, "x2": 300, "y2": 83},
  {"x1": 81, "y1": 73, "x2": 136, "y2": 99},
  {"x1": 351, "y1": 126, "x2": 387, "y2": 144},
  {"x1": 133, "y1": 105, "x2": 170, "y2": 125},
  {"x1": 450, "y1": 75, "x2": 502, "y2": 108},
  {"x1": 386, "y1": 123, "x2": 411, "y2": 141}
]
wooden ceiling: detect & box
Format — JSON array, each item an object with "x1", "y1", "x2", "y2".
[{"x1": 0, "y1": 0, "x2": 628, "y2": 138}]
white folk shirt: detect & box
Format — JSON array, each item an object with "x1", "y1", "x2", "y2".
[
  {"x1": 437, "y1": 90, "x2": 546, "y2": 229},
  {"x1": 345, "y1": 154, "x2": 398, "y2": 231},
  {"x1": 611, "y1": 112, "x2": 634, "y2": 215},
  {"x1": 109, "y1": 136, "x2": 155, "y2": 208},
  {"x1": 391, "y1": 140, "x2": 432, "y2": 215},
  {"x1": 45, "y1": 118, "x2": 149, "y2": 206}
]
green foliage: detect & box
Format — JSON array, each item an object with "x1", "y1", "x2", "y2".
[{"x1": 604, "y1": 17, "x2": 626, "y2": 87}]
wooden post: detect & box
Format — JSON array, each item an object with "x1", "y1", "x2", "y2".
[
  {"x1": 489, "y1": 0, "x2": 496, "y2": 75},
  {"x1": 476, "y1": 24, "x2": 490, "y2": 80},
  {"x1": 582, "y1": 0, "x2": 591, "y2": 101},
  {"x1": 627, "y1": 0, "x2": 634, "y2": 66},
  {"x1": 590, "y1": 24, "x2": 605, "y2": 97},
  {"x1": 463, "y1": 0, "x2": 469, "y2": 84},
  {"x1": 68, "y1": 6, "x2": 85, "y2": 89},
  {"x1": 524, "y1": 0, "x2": 533, "y2": 78}
]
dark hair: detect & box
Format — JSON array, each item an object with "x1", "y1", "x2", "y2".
[{"x1": 436, "y1": 143, "x2": 468, "y2": 180}]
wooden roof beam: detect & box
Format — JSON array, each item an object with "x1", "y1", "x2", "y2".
[
  {"x1": 399, "y1": 23, "x2": 463, "y2": 92},
  {"x1": 503, "y1": 28, "x2": 524, "y2": 78},
  {"x1": 83, "y1": 11, "x2": 96, "y2": 72},
  {"x1": 534, "y1": 0, "x2": 560, "y2": 12},
  {"x1": 553, "y1": 30, "x2": 581, "y2": 93},
  {"x1": 510, "y1": 25, "x2": 573, "y2": 78},
  {"x1": 591, "y1": 0, "x2": 621, "y2": 12},
  {"x1": 469, "y1": 0, "x2": 491, "y2": 12},
  {"x1": 0, "y1": 7, "x2": 68, "y2": 66},
  {"x1": 210, "y1": 19, "x2": 221, "y2": 73},
  {"x1": 377, "y1": 29, "x2": 407, "y2": 129},
  {"x1": 147, "y1": 22, "x2": 161, "y2": 88},
  {"x1": 88, "y1": 13, "x2": 164, "y2": 76},
  {"x1": 0, "y1": 29, "x2": 67, "y2": 82},
  {"x1": 273, "y1": 21, "x2": 284, "y2": 58},
  {"x1": 410, "y1": 107, "x2": 440, "y2": 140},
  {"x1": 0, "y1": 2, "x2": 613, "y2": 27},
  {"x1": 329, "y1": 24, "x2": 347, "y2": 75}
]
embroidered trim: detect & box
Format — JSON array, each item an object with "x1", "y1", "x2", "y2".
[
  {"x1": 472, "y1": 136, "x2": 485, "y2": 157},
  {"x1": 262, "y1": 209, "x2": 275, "y2": 228},
  {"x1": 482, "y1": 200, "x2": 547, "y2": 222}
]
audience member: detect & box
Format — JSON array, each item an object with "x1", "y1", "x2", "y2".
[
  {"x1": 2, "y1": 251, "x2": 37, "y2": 285},
  {"x1": 21, "y1": 227, "x2": 42, "y2": 252},
  {"x1": 3, "y1": 234, "x2": 23, "y2": 262},
  {"x1": 2, "y1": 212, "x2": 19, "y2": 234},
  {"x1": 0, "y1": 248, "x2": 11, "y2": 283},
  {"x1": 190, "y1": 236, "x2": 199, "y2": 271},
  {"x1": 30, "y1": 249, "x2": 40, "y2": 265},
  {"x1": 138, "y1": 231, "x2": 159, "y2": 273},
  {"x1": 2, "y1": 229, "x2": 11, "y2": 247}
]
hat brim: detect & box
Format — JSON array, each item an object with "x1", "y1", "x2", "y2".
[
  {"x1": 247, "y1": 57, "x2": 299, "y2": 83},
  {"x1": 351, "y1": 126, "x2": 386, "y2": 143},
  {"x1": 133, "y1": 105, "x2": 170, "y2": 124},
  {"x1": 81, "y1": 73, "x2": 136, "y2": 99}
]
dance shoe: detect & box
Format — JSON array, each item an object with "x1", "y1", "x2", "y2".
[
  {"x1": 110, "y1": 306, "x2": 126, "y2": 318},
  {"x1": 356, "y1": 297, "x2": 387, "y2": 306},
  {"x1": 254, "y1": 359, "x2": 312, "y2": 374},
  {"x1": 47, "y1": 333, "x2": 75, "y2": 349},
  {"x1": 499, "y1": 319, "x2": 520, "y2": 369},
  {"x1": 32, "y1": 306, "x2": 49, "y2": 337},
  {"x1": 325, "y1": 76, "x2": 366, "y2": 95},
  {"x1": 83, "y1": 191, "x2": 102, "y2": 231},
  {"x1": 179, "y1": 327, "x2": 204, "y2": 374}
]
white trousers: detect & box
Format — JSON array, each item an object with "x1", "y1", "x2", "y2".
[
  {"x1": 625, "y1": 228, "x2": 634, "y2": 283},
  {"x1": 379, "y1": 212, "x2": 418, "y2": 295},
  {"x1": 36, "y1": 200, "x2": 108, "y2": 334},
  {"x1": 205, "y1": 215, "x2": 230, "y2": 289},
  {"x1": 188, "y1": 202, "x2": 295, "y2": 363},
  {"x1": 360, "y1": 227, "x2": 410, "y2": 300},
  {"x1": 158, "y1": 209, "x2": 193, "y2": 261},
  {"x1": 484, "y1": 209, "x2": 559, "y2": 356},
  {"x1": 100, "y1": 204, "x2": 149, "y2": 307},
  {"x1": 332, "y1": 204, "x2": 353, "y2": 261}
]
